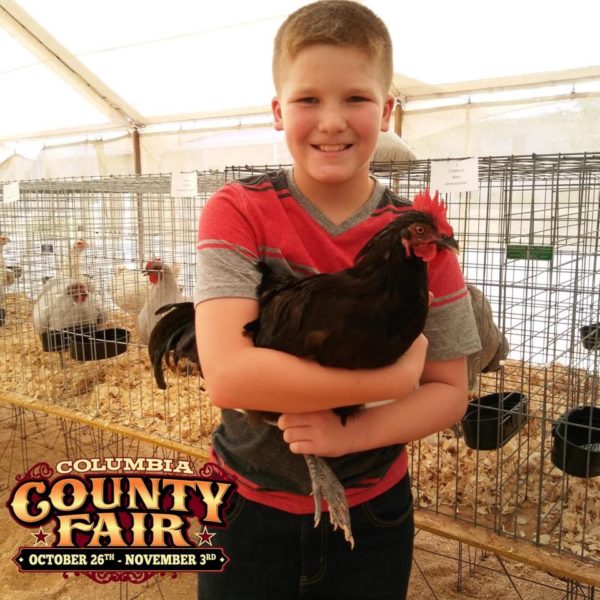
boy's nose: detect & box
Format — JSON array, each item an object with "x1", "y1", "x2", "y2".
[{"x1": 317, "y1": 107, "x2": 347, "y2": 133}]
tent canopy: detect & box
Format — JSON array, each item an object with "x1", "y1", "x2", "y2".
[{"x1": 2, "y1": 0, "x2": 600, "y2": 141}]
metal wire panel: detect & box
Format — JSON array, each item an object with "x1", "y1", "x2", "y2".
[
  {"x1": 372, "y1": 153, "x2": 600, "y2": 569},
  {"x1": 0, "y1": 155, "x2": 599, "y2": 579},
  {"x1": 0, "y1": 172, "x2": 226, "y2": 453}
]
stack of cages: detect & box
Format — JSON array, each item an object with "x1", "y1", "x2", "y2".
[
  {"x1": 1, "y1": 157, "x2": 598, "y2": 568},
  {"x1": 372, "y1": 153, "x2": 600, "y2": 568},
  {"x1": 0, "y1": 172, "x2": 226, "y2": 468}
]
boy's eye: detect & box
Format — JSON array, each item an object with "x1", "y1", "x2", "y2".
[
  {"x1": 348, "y1": 96, "x2": 368, "y2": 102},
  {"x1": 297, "y1": 97, "x2": 318, "y2": 104}
]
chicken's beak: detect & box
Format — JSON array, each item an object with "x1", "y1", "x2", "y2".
[{"x1": 437, "y1": 236, "x2": 460, "y2": 254}]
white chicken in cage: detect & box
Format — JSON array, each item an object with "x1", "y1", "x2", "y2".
[
  {"x1": 136, "y1": 258, "x2": 184, "y2": 345},
  {"x1": 0, "y1": 234, "x2": 20, "y2": 288},
  {"x1": 33, "y1": 237, "x2": 106, "y2": 334},
  {"x1": 110, "y1": 262, "x2": 181, "y2": 319},
  {"x1": 110, "y1": 265, "x2": 149, "y2": 318},
  {"x1": 1, "y1": 234, "x2": 22, "y2": 325},
  {"x1": 39, "y1": 238, "x2": 91, "y2": 285},
  {"x1": 63, "y1": 238, "x2": 91, "y2": 279},
  {"x1": 32, "y1": 276, "x2": 105, "y2": 333}
]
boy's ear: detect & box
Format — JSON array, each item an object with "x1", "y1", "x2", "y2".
[
  {"x1": 379, "y1": 94, "x2": 395, "y2": 132},
  {"x1": 272, "y1": 97, "x2": 284, "y2": 131}
]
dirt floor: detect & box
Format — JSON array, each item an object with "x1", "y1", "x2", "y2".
[{"x1": 0, "y1": 405, "x2": 592, "y2": 600}]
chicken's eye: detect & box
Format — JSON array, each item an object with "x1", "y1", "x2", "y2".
[{"x1": 415, "y1": 225, "x2": 426, "y2": 235}]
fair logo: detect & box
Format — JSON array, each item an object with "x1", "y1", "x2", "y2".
[{"x1": 7, "y1": 458, "x2": 235, "y2": 584}]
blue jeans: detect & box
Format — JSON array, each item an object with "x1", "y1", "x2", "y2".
[{"x1": 198, "y1": 473, "x2": 414, "y2": 599}]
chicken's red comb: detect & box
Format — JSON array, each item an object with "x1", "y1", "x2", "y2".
[
  {"x1": 412, "y1": 190, "x2": 454, "y2": 237},
  {"x1": 145, "y1": 257, "x2": 162, "y2": 269}
]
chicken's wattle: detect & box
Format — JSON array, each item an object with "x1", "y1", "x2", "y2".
[{"x1": 413, "y1": 243, "x2": 438, "y2": 263}]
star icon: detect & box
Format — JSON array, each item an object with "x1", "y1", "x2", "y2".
[
  {"x1": 196, "y1": 526, "x2": 216, "y2": 547},
  {"x1": 31, "y1": 527, "x2": 50, "y2": 546}
]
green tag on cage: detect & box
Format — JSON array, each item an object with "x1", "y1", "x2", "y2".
[{"x1": 506, "y1": 245, "x2": 554, "y2": 261}]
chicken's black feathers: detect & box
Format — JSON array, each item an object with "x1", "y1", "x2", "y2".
[
  {"x1": 145, "y1": 194, "x2": 458, "y2": 548},
  {"x1": 148, "y1": 302, "x2": 199, "y2": 389},
  {"x1": 248, "y1": 212, "x2": 435, "y2": 371},
  {"x1": 149, "y1": 205, "x2": 456, "y2": 402}
]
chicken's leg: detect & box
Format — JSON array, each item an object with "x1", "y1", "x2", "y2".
[{"x1": 303, "y1": 454, "x2": 354, "y2": 548}]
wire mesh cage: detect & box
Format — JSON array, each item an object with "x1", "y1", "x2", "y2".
[
  {"x1": 1, "y1": 154, "x2": 599, "y2": 588},
  {"x1": 371, "y1": 153, "x2": 600, "y2": 571},
  {"x1": 0, "y1": 172, "x2": 227, "y2": 455}
]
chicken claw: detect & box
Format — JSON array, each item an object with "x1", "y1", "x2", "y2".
[{"x1": 303, "y1": 454, "x2": 354, "y2": 549}]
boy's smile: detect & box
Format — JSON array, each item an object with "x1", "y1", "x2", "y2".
[{"x1": 272, "y1": 44, "x2": 394, "y2": 214}]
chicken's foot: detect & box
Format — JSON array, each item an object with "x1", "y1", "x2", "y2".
[{"x1": 303, "y1": 454, "x2": 354, "y2": 549}]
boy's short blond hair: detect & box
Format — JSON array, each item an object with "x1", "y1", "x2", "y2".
[{"x1": 273, "y1": 0, "x2": 393, "y2": 93}]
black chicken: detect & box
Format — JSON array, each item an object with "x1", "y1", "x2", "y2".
[{"x1": 148, "y1": 191, "x2": 458, "y2": 547}]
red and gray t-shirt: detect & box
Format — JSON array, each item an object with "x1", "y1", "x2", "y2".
[{"x1": 195, "y1": 168, "x2": 480, "y2": 514}]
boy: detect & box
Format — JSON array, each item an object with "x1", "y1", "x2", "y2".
[{"x1": 195, "y1": 1, "x2": 480, "y2": 598}]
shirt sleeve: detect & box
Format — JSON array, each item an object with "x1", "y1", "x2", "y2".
[
  {"x1": 424, "y1": 249, "x2": 481, "y2": 362},
  {"x1": 194, "y1": 184, "x2": 261, "y2": 306}
]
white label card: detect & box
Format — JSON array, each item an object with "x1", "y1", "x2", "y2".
[
  {"x1": 2, "y1": 182, "x2": 20, "y2": 204},
  {"x1": 430, "y1": 158, "x2": 479, "y2": 193},
  {"x1": 171, "y1": 172, "x2": 198, "y2": 198}
]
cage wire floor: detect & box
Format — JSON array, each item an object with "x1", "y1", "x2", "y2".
[{"x1": 0, "y1": 404, "x2": 596, "y2": 600}]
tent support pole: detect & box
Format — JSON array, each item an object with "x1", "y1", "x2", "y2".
[
  {"x1": 133, "y1": 128, "x2": 142, "y2": 175},
  {"x1": 394, "y1": 100, "x2": 404, "y2": 137}
]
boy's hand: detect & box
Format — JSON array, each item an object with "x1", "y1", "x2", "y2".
[
  {"x1": 278, "y1": 333, "x2": 428, "y2": 457},
  {"x1": 278, "y1": 410, "x2": 350, "y2": 458}
]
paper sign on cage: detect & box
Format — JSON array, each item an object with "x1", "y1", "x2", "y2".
[
  {"x1": 3, "y1": 182, "x2": 20, "y2": 204},
  {"x1": 430, "y1": 157, "x2": 479, "y2": 193},
  {"x1": 171, "y1": 172, "x2": 198, "y2": 198}
]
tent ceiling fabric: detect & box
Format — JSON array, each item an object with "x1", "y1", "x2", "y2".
[{"x1": 1, "y1": 0, "x2": 600, "y2": 140}]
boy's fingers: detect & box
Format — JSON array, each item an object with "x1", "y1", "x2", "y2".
[
  {"x1": 289, "y1": 441, "x2": 311, "y2": 454},
  {"x1": 278, "y1": 413, "x2": 302, "y2": 430}
]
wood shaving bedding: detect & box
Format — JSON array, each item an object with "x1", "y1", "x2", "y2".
[
  {"x1": 0, "y1": 293, "x2": 220, "y2": 450},
  {"x1": 1, "y1": 293, "x2": 598, "y2": 564},
  {"x1": 410, "y1": 359, "x2": 599, "y2": 563}
]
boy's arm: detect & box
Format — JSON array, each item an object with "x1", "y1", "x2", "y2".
[
  {"x1": 195, "y1": 297, "x2": 428, "y2": 413},
  {"x1": 277, "y1": 356, "x2": 468, "y2": 455}
]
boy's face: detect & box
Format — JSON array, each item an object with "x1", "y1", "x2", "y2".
[{"x1": 272, "y1": 44, "x2": 394, "y2": 193}]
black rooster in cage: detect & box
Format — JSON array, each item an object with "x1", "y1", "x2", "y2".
[{"x1": 148, "y1": 191, "x2": 459, "y2": 547}]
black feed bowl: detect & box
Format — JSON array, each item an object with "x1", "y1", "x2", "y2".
[
  {"x1": 461, "y1": 392, "x2": 528, "y2": 450},
  {"x1": 551, "y1": 405, "x2": 600, "y2": 478},
  {"x1": 40, "y1": 325, "x2": 97, "y2": 352},
  {"x1": 580, "y1": 323, "x2": 600, "y2": 351},
  {"x1": 69, "y1": 328, "x2": 130, "y2": 362}
]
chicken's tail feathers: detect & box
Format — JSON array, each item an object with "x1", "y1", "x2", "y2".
[
  {"x1": 153, "y1": 302, "x2": 186, "y2": 317},
  {"x1": 148, "y1": 301, "x2": 199, "y2": 389}
]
